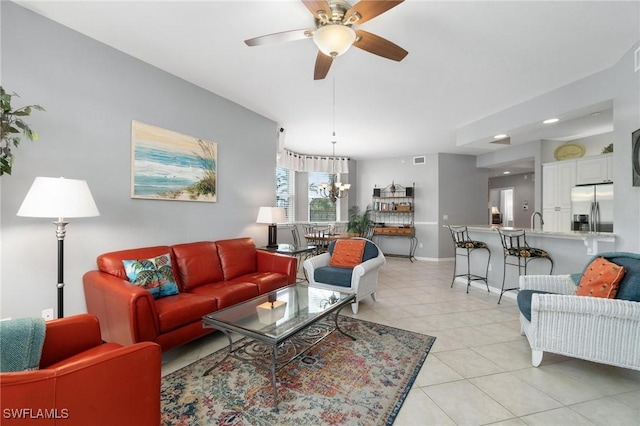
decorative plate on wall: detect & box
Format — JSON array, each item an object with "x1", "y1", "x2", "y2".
[{"x1": 554, "y1": 142, "x2": 586, "y2": 160}]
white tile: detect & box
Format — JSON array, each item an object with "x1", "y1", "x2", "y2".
[
  {"x1": 394, "y1": 388, "x2": 456, "y2": 426},
  {"x1": 570, "y1": 395, "x2": 640, "y2": 426},
  {"x1": 519, "y1": 407, "x2": 596, "y2": 425},
  {"x1": 435, "y1": 348, "x2": 505, "y2": 378},
  {"x1": 471, "y1": 341, "x2": 534, "y2": 371},
  {"x1": 413, "y1": 354, "x2": 464, "y2": 386},
  {"x1": 470, "y1": 372, "x2": 562, "y2": 416},
  {"x1": 423, "y1": 380, "x2": 514, "y2": 425},
  {"x1": 511, "y1": 366, "x2": 607, "y2": 405}
]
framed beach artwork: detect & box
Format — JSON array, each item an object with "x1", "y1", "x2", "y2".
[{"x1": 131, "y1": 121, "x2": 217, "y2": 202}]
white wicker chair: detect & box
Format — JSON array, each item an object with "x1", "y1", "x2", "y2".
[
  {"x1": 303, "y1": 238, "x2": 385, "y2": 314},
  {"x1": 518, "y1": 254, "x2": 640, "y2": 371}
]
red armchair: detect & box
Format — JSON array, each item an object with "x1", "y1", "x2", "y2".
[{"x1": 0, "y1": 314, "x2": 161, "y2": 426}]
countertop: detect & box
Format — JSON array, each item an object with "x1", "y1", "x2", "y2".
[{"x1": 457, "y1": 225, "x2": 616, "y2": 241}]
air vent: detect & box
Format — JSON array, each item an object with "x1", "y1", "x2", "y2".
[{"x1": 413, "y1": 156, "x2": 426, "y2": 165}]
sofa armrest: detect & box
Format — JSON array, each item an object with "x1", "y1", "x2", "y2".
[
  {"x1": 256, "y1": 250, "x2": 297, "y2": 284},
  {"x1": 39, "y1": 314, "x2": 103, "y2": 368},
  {"x1": 83, "y1": 271, "x2": 160, "y2": 346},
  {"x1": 519, "y1": 274, "x2": 577, "y2": 294},
  {"x1": 1, "y1": 341, "x2": 161, "y2": 426}
]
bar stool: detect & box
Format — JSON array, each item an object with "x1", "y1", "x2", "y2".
[
  {"x1": 497, "y1": 228, "x2": 554, "y2": 304},
  {"x1": 447, "y1": 225, "x2": 491, "y2": 293}
]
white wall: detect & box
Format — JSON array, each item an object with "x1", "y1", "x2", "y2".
[
  {"x1": 0, "y1": 3, "x2": 279, "y2": 319},
  {"x1": 472, "y1": 43, "x2": 640, "y2": 252}
]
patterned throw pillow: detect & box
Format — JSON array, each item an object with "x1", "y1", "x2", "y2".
[
  {"x1": 328, "y1": 239, "x2": 367, "y2": 268},
  {"x1": 122, "y1": 253, "x2": 180, "y2": 299},
  {"x1": 576, "y1": 257, "x2": 626, "y2": 298}
]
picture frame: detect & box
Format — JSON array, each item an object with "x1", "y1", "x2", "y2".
[
  {"x1": 131, "y1": 120, "x2": 217, "y2": 202},
  {"x1": 633, "y1": 128, "x2": 640, "y2": 187}
]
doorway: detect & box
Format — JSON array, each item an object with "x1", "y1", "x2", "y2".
[{"x1": 489, "y1": 187, "x2": 514, "y2": 227}]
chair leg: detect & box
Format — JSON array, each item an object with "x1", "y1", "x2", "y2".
[
  {"x1": 351, "y1": 301, "x2": 359, "y2": 314},
  {"x1": 483, "y1": 248, "x2": 491, "y2": 292},
  {"x1": 531, "y1": 350, "x2": 543, "y2": 367},
  {"x1": 465, "y1": 249, "x2": 471, "y2": 293},
  {"x1": 370, "y1": 293, "x2": 376, "y2": 302},
  {"x1": 498, "y1": 256, "x2": 508, "y2": 304},
  {"x1": 451, "y1": 250, "x2": 458, "y2": 288}
]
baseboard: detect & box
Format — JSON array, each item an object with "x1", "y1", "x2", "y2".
[{"x1": 453, "y1": 277, "x2": 517, "y2": 301}]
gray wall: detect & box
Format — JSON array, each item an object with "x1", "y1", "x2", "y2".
[
  {"x1": 438, "y1": 154, "x2": 489, "y2": 257},
  {"x1": 356, "y1": 154, "x2": 439, "y2": 259},
  {"x1": 489, "y1": 172, "x2": 535, "y2": 228},
  {"x1": 356, "y1": 153, "x2": 488, "y2": 260},
  {"x1": 0, "y1": 3, "x2": 279, "y2": 319}
]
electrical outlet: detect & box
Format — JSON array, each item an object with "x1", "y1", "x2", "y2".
[
  {"x1": 419, "y1": 243, "x2": 423, "y2": 248},
  {"x1": 42, "y1": 308, "x2": 54, "y2": 321},
  {"x1": 443, "y1": 214, "x2": 448, "y2": 220},
  {"x1": 488, "y1": 264, "x2": 492, "y2": 271}
]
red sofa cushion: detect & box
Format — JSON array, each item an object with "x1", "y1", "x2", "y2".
[
  {"x1": 154, "y1": 293, "x2": 217, "y2": 334},
  {"x1": 190, "y1": 282, "x2": 260, "y2": 310},
  {"x1": 216, "y1": 238, "x2": 258, "y2": 281},
  {"x1": 97, "y1": 246, "x2": 173, "y2": 281},
  {"x1": 231, "y1": 272, "x2": 290, "y2": 294},
  {"x1": 171, "y1": 241, "x2": 224, "y2": 291}
]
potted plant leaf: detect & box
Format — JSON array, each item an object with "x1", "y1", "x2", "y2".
[
  {"x1": 347, "y1": 205, "x2": 372, "y2": 236},
  {"x1": 1, "y1": 86, "x2": 45, "y2": 176}
]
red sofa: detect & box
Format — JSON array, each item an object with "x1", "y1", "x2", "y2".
[
  {"x1": 0, "y1": 314, "x2": 161, "y2": 426},
  {"x1": 83, "y1": 237, "x2": 297, "y2": 352}
]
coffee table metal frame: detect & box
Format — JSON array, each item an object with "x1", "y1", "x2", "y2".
[{"x1": 201, "y1": 284, "x2": 356, "y2": 411}]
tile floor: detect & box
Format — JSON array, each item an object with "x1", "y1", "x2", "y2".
[{"x1": 161, "y1": 257, "x2": 640, "y2": 425}]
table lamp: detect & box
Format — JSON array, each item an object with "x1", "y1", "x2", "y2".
[
  {"x1": 17, "y1": 177, "x2": 100, "y2": 318},
  {"x1": 256, "y1": 207, "x2": 286, "y2": 248}
]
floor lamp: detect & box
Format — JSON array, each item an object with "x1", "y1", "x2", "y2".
[
  {"x1": 17, "y1": 177, "x2": 100, "y2": 319},
  {"x1": 256, "y1": 207, "x2": 286, "y2": 248}
]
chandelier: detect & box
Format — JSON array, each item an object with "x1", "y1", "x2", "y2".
[
  {"x1": 318, "y1": 78, "x2": 350, "y2": 203},
  {"x1": 318, "y1": 141, "x2": 350, "y2": 203}
]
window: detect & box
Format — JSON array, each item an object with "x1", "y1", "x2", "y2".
[
  {"x1": 276, "y1": 167, "x2": 294, "y2": 222},
  {"x1": 308, "y1": 172, "x2": 337, "y2": 222}
]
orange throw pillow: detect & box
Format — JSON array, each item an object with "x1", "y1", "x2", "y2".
[
  {"x1": 329, "y1": 239, "x2": 367, "y2": 268},
  {"x1": 576, "y1": 257, "x2": 626, "y2": 298}
]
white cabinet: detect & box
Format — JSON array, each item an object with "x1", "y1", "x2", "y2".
[
  {"x1": 576, "y1": 154, "x2": 613, "y2": 185},
  {"x1": 542, "y1": 160, "x2": 576, "y2": 232}
]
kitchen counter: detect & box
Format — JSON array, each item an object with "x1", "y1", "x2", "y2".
[
  {"x1": 464, "y1": 225, "x2": 616, "y2": 241},
  {"x1": 445, "y1": 224, "x2": 617, "y2": 300}
]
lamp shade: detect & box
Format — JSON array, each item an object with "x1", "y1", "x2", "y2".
[
  {"x1": 17, "y1": 177, "x2": 100, "y2": 219},
  {"x1": 256, "y1": 207, "x2": 286, "y2": 224},
  {"x1": 313, "y1": 24, "x2": 356, "y2": 57}
]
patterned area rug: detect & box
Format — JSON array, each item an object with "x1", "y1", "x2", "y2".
[{"x1": 161, "y1": 316, "x2": 436, "y2": 425}]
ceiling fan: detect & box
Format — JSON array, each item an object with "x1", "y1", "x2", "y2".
[{"x1": 244, "y1": 0, "x2": 408, "y2": 80}]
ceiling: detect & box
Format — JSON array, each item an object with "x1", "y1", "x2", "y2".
[{"x1": 14, "y1": 1, "x2": 640, "y2": 161}]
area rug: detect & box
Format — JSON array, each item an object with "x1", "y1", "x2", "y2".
[{"x1": 161, "y1": 316, "x2": 436, "y2": 426}]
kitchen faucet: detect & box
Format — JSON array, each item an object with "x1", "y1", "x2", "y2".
[{"x1": 531, "y1": 211, "x2": 544, "y2": 230}]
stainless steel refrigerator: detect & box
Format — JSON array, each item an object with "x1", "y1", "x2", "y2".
[{"x1": 570, "y1": 183, "x2": 614, "y2": 232}]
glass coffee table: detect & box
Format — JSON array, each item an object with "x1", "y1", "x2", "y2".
[{"x1": 201, "y1": 284, "x2": 356, "y2": 411}]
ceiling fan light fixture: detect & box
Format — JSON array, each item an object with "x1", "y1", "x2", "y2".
[{"x1": 313, "y1": 24, "x2": 356, "y2": 57}]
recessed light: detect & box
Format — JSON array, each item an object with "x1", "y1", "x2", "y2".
[
  {"x1": 503, "y1": 171, "x2": 511, "y2": 174},
  {"x1": 494, "y1": 134, "x2": 508, "y2": 140},
  {"x1": 543, "y1": 118, "x2": 559, "y2": 124}
]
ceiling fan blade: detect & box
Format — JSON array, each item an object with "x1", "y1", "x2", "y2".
[
  {"x1": 353, "y1": 29, "x2": 408, "y2": 61},
  {"x1": 344, "y1": 0, "x2": 404, "y2": 25},
  {"x1": 314, "y1": 51, "x2": 333, "y2": 80},
  {"x1": 301, "y1": 0, "x2": 331, "y2": 20},
  {"x1": 245, "y1": 29, "x2": 313, "y2": 46}
]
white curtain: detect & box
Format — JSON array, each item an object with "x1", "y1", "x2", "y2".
[{"x1": 277, "y1": 149, "x2": 349, "y2": 174}]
